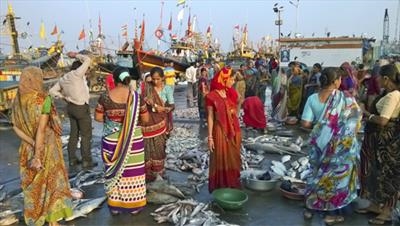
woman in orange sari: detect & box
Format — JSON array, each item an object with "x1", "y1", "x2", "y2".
[
  {"x1": 11, "y1": 67, "x2": 72, "y2": 226},
  {"x1": 206, "y1": 67, "x2": 242, "y2": 192}
]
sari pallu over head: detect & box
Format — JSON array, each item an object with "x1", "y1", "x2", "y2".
[
  {"x1": 208, "y1": 67, "x2": 240, "y2": 139},
  {"x1": 11, "y1": 67, "x2": 62, "y2": 142},
  {"x1": 305, "y1": 90, "x2": 362, "y2": 210}
]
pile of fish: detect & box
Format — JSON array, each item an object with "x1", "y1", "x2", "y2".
[
  {"x1": 173, "y1": 108, "x2": 199, "y2": 120},
  {"x1": 244, "y1": 135, "x2": 304, "y2": 155},
  {"x1": 240, "y1": 145, "x2": 265, "y2": 170},
  {"x1": 166, "y1": 134, "x2": 202, "y2": 155},
  {"x1": 0, "y1": 211, "x2": 19, "y2": 226},
  {"x1": 150, "y1": 199, "x2": 238, "y2": 226},
  {"x1": 170, "y1": 125, "x2": 199, "y2": 139},
  {"x1": 147, "y1": 176, "x2": 187, "y2": 204},
  {"x1": 165, "y1": 148, "x2": 208, "y2": 174},
  {"x1": 270, "y1": 155, "x2": 311, "y2": 182},
  {"x1": 165, "y1": 125, "x2": 207, "y2": 176}
]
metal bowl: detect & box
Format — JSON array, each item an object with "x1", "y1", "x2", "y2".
[
  {"x1": 279, "y1": 182, "x2": 306, "y2": 201},
  {"x1": 212, "y1": 188, "x2": 248, "y2": 210},
  {"x1": 244, "y1": 178, "x2": 278, "y2": 191}
]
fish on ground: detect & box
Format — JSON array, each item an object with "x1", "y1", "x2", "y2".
[{"x1": 65, "y1": 196, "x2": 107, "y2": 221}]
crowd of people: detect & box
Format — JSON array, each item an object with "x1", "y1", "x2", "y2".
[{"x1": 10, "y1": 50, "x2": 400, "y2": 225}]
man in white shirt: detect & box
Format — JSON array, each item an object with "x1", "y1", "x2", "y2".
[
  {"x1": 49, "y1": 52, "x2": 95, "y2": 170},
  {"x1": 185, "y1": 62, "x2": 197, "y2": 107}
]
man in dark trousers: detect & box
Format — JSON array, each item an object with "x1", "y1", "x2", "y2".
[{"x1": 50, "y1": 51, "x2": 95, "y2": 170}]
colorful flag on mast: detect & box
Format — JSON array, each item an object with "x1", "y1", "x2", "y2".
[
  {"x1": 176, "y1": 0, "x2": 185, "y2": 7},
  {"x1": 39, "y1": 21, "x2": 46, "y2": 40},
  {"x1": 121, "y1": 24, "x2": 128, "y2": 37},
  {"x1": 140, "y1": 16, "x2": 145, "y2": 43},
  {"x1": 78, "y1": 27, "x2": 85, "y2": 40},
  {"x1": 206, "y1": 25, "x2": 211, "y2": 38},
  {"x1": 168, "y1": 13, "x2": 172, "y2": 31},
  {"x1": 98, "y1": 14, "x2": 102, "y2": 35},
  {"x1": 187, "y1": 8, "x2": 191, "y2": 29},
  {"x1": 177, "y1": 8, "x2": 184, "y2": 22},
  {"x1": 50, "y1": 25, "x2": 58, "y2": 35}
]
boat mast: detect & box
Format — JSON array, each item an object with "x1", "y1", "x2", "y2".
[{"x1": 6, "y1": 3, "x2": 21, "y2": 57}]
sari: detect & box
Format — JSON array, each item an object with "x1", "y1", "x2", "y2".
[
  {"x1": 206, "y1": 67, "x2": 242, "y2": 193},
  {"x1": 305, "y1": 90, "x2": 362, "y2": 211},
  {"x1": 242, "y1": 96, "x2": 266, "y2": 129},
  {"x1": 272, "y1": 71, "x2": 288, "y2": 122},
  {"x1": 97, "y1": 91, "x2": 147, "y2": 213},
  {"x1": 360, "y1": 92, "x2": 400, "y2": 208},
  {"x1": 287, "y1": 74, "x2": 303, "y2": 116},
  {"x1": 198, "y1": 76, "x2": 210, "y2": 121},
  {"x1": 11, "y1": 67, "x2": 72, "y2": 226},
  {"x1": 141, "y1": 86, "x2": 168, "y2": 182}
]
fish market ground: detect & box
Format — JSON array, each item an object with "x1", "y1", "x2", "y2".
[{"x1": 0, "y1": 84, "x2": 393, "y2": 226}]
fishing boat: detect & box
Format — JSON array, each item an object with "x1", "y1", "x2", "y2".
[
  {"x1": 225, "y1": 24, "x2": 257, "y2": 69},
  {"x1": 0, "y1": 3, "x2": 65, "y2": 81}
]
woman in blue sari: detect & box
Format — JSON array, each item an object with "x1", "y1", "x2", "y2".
[
  {"x1": 301, "y1": 67, "x2": 362, "y2": 225},
  {"x1": 95, "y1": 67, "x2": 149, "y2": 215}
]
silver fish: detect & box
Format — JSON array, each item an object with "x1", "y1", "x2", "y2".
[
  {"x1": 147, "y1": 191, "x2": 179, "y2": 204},
  {"x1": 0, "y1": 210, "x2": 22, "y2": 218},
  {"x1": 0, "y1": 214, "x2": 18, "y2": 225},
  {"x1": 147, "y1": 179, "x2": 185, "y2": 199},
  {"x1": 190, "y1": 203, "x2": 205, "y2": 218},
  {"x1": 281, "y1": 155, "x2": 291, "y2": 163},
  {"x1": 0, "y1": 191, "x2": 6, "y2": 202},
  {"x1": 65, "y1": 196, "x2": 106, "y2": 221}
]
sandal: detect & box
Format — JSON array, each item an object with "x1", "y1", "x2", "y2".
[
  {"x1": 368, "y1": 217, "x2": 392, "y2": 225},
  {"x1": 324, "y1": 215, "x2": 344, "y2": 225},
  {"x1": 354, "y1": 204, "x2": 382, "y2": 214},
  {"x1": 303, "y1": 209, "x2": 313, "y2": 220}
]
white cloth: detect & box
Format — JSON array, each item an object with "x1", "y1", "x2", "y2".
[{"x1": 185, "y1": 66, "x2": 197, "y2": 83}]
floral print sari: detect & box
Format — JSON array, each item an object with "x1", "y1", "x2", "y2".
[{"x1": 305, "y1": 90, "x2": 362, "y2": 211}]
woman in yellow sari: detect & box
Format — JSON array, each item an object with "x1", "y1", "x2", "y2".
[
  {"x1": 11, "y1": 67, "x2": 73, "y2": 226},
  {"x1": 287, "y1": 63, "x2": 303, "y2": 117}
]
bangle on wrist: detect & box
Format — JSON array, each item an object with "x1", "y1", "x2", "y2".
[{"x1": 368, "y1": 114, "x2": 374, "y2": 120}]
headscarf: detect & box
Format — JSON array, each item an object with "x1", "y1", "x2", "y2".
[
  {"x1": 210, "y1": 66, "x2": 238, "y2": 104},
  {"x1": 340, "y1": 62, "x2": 358, "y2": 91},
  {"x1": 11, "y1": 66, "x2": 62, "y2": 137},
  {"x1": 18, "y1": 66, "x2": 44, "y2": 95}
]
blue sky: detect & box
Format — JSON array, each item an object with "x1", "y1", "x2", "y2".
[{"x1": 0, "y1": 0, "x2": 399, "y2": 54}]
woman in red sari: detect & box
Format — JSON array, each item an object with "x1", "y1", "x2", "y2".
[
  {"x1": 206, "y1": 67, "x2": 242, "y2": 192},
  {"x1": 242, "y1": 96, "x2": 267, "y2": 130}
]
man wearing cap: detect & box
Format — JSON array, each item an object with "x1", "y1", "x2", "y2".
[{"x1": 49, "y1": 51, "x2": 95, "y2": 170}]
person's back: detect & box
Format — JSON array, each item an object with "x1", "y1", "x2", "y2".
[
  {"x1": 164, "y1": 62, "x2": 176, "y2": 87},
  {"x1": 49, "y1": 52, "x2": 94, "y2": 169},
  {"x1": 242, "y1": 96, "x2": 266, "y2": 130}
]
